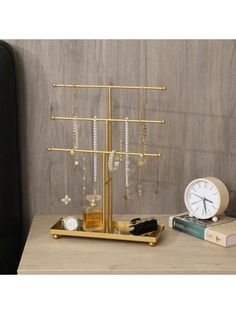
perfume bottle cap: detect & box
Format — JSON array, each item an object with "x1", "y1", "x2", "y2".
[{"x1": 86, "y1": 194, "x2": 102, "y2": 207}]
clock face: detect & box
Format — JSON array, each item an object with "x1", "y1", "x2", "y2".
[{"x1": 184, "y1": 179, "x2": 220, "y2": 219}]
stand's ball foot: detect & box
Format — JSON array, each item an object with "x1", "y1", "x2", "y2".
[
  {"x1": 149, "y1": 242, "x2": 156, "y2": 247},
  {"x1": 53, "y1": 234, "x2": 60, "y2": 239},
  {"x1": 212, "y1": 216, "x2": 218, "y2": 222}
]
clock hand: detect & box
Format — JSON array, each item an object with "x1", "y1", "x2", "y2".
[
  {"x1": 190, "y1": 199, "x2": 202, "y2": 205},
  {"x1": 192, "y1": 193, "x2": 204, "y2": 200},
  {"x1": 204, "y1": 197, "x2": 213, "y2": 204},
  {"x1": 203, "y1": 199, "x2": 207, "y2": 214}
]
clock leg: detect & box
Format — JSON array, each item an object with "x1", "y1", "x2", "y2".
[
  {"x1": 212, "y1": 216, "x2": 218, "y2": 222},
  {"x1": 188, "y1": 213, "x2": 194, "y2": 218}
]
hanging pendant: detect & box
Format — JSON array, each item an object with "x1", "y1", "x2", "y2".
[
  {"x1": 61, "y1": 194, "x2": 71, "y2": 205},
  {"x1": 137, "y1": 168, "x2": 143, "y2": 198},
  {"x1": 62, "y1": 142, "x2": 72, "y2": 205}
]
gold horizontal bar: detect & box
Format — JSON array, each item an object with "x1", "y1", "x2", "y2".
[
  {"x1": 48, "y1": 147, "x2": 162, "y2": 157},
  {"x1": 53, "y1": 83, "x2": 167, "y2": 91},
  {"x1": 51, "y1": 116, "x2": 166, "y2": 124}
]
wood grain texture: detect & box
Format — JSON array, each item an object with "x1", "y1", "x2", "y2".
[
  {"x1": 6, "y1": 40, "x2": 236, "y2": 239},
  {"x1": 18, "y1": 215, "x2": 236, "y2": 274}
]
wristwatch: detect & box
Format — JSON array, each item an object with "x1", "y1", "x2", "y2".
[{"x1": 62, "y1": 216, "x2": 80, "y2": 231}]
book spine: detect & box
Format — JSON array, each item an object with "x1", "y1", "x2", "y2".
[
  {"x1": 204, "y1": 229, "x2": 227, "y2": 247},
  {"x1": 172, "y1": 218, "x2": 205, "y2": 239}
]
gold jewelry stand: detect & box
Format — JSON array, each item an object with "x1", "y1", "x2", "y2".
[{"x1": 49, "y1": 83, "x2": 167, "y2": 246}]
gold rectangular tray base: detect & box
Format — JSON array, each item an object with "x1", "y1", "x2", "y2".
[{"x1": 50, "y1": 218, "x2": 165, "y2": 246}]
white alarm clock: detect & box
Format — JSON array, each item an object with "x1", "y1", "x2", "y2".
[{"x1": 184, "y1": 177, "x2": 229, "y2": 222}]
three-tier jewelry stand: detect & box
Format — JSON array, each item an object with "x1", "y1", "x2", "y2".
[{"x1": 49, "y1": 83, "x2": 167, "y2": 246}]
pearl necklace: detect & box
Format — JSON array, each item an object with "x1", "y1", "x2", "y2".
[{"x1": 124, "y1": 117, "x2": 129, "y2": 200}]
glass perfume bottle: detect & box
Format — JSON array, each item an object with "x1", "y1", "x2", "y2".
[{"x1": 83, "y1": 194, "x2": 103, "y2": 232}]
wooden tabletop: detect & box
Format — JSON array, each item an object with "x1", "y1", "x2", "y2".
[{"x1": 18, "y1": 214, "x2": 236, "y2": 274}]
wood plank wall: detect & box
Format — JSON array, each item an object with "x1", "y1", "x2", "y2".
[{"x1": 7, "y1": 40, "x2": 236, "y2": 237}]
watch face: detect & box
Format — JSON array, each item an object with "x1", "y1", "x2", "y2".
[
  {"x1": 63, "y1": 217, "x2": 79, "y2": 231},
  {"x1": 184, "y1": 179, "x2": 220, "y2": 219}
]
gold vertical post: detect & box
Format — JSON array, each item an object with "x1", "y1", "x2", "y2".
[
  {"x1": 102, "y1": 153, "x2": 106, "y2": 232},
  {"x1": 104, "y1": 119, "x2": 109, "y2": 233},
  {"x1": 108, "y1": 87, "x2": 113, "y2": 233}
]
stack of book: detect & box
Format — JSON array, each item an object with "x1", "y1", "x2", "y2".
[{"x1": 169, "y1": 212, "x2": 236, "y2": 247}]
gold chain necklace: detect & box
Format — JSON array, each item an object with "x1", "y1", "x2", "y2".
[{"x1": 137, "y1": 88, "x2": 148, "y2": 197}]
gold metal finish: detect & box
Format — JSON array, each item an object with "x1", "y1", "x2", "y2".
[
  {"x1": 102, "y1": 154, "x2": 106, "y2": 232},
  {"x1": 51, "y1": 116, "x2": 166, "y2": 124},
  {"x1": 49, "y1": 83, "x2": 166, "y2": 245},
  {"x1": 48, "y1": 147, "x2": 162, "y2": 157},
  {"x1": 50, "y1": 218, "x2": 165, "y2": 245},
  {"x1": 108, "y1": 87, "x2": 113, "y2": 233},
  {"x1": 53, "y1": 83, "x2": 167, "y2": 90},
  {"x1": 104, "y1": 119, "x2": 109, "y2": 232}
]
